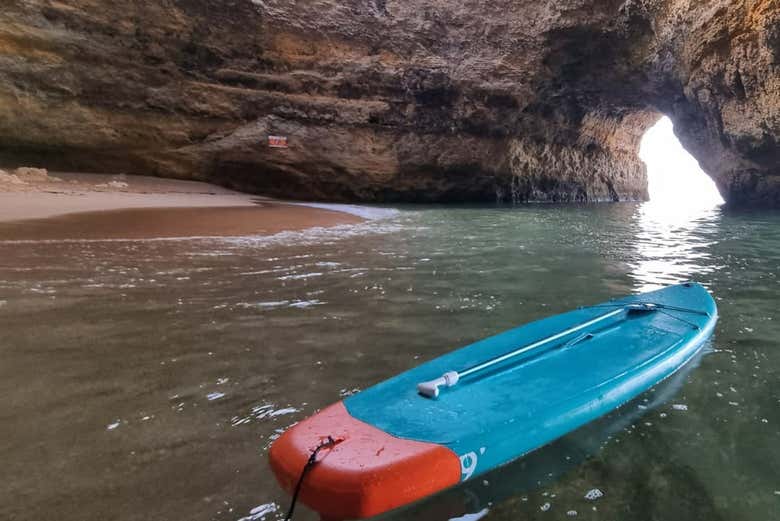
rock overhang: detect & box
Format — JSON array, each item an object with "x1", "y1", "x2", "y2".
[{"x1": 0, "y1": 0, "x2": 776, "y2": 206}]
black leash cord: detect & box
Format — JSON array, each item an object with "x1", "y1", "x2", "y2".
[{"x1": 284, "y1": 436, "x2": 337, "y2": 521}]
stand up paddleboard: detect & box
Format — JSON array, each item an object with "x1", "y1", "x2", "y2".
[{"x1": 269, "y1": 282, "x2": 717, "y2": 520}]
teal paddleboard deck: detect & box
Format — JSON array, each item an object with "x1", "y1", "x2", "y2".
[
  {"x1": 345, "y1": 282, "x2": 717, "y2": 481},
  {"x1": 270, "y1": 282, "x2": 717, "y2": 519}
]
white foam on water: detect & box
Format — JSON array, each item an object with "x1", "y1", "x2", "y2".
[
  {"x1": 231, "y1": 404, "x2": 301, "y2": 427},
  {"x1": 237, "y1": 301, "x2": 289, "y2": 309},
  {"x1": 290, "y1": 202, "x2": 399, "y2": 220},
  {"x1": 237, "y1": 502, "x2": 278, "y2": 521},
  {"x1": 239, "y1": 269, "x2": 287, "y2": 275},
  {"x1": 0, "y1": 218, "x2": 401, "y2": 248},
  {"x1": 269, "y1": 407, "x2": 298, "y2": 417},
  {"x1": 584, "y1": 488, "x2": 604, "y2": 500},
  {"x1": 277, "y1": 272, "x2": 323, "y2": 280},
  {"x1": 223, "y1": 221, "x2": 402, "y2": 250},
  {"x1": 267, "y1": 427, "x2": 287, "y2": 443},
  {"x1": 288, "y1": 299, "x2": 323, "y2": 309},
  {"x1": 236, "y1": 299, "x2": 324, "y2": 311},
  {"x1": 187, "y1": 251, "x2": 234, "y2": 257},
  {"x1": 449, "y1": 508, "x2": 490, "y2": 521}
]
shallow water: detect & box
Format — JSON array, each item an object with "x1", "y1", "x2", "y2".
[{"x1": 0, "y1": 202, "x2": 778, "y2": 521}]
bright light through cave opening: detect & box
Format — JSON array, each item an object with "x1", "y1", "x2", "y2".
[{"x1": 639, "y1": 116, "x2": 724, "y2": 208}]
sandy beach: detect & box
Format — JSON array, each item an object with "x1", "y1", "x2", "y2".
[{"x1": 0, "y1": 170, "x2": 362, "y2": 240}]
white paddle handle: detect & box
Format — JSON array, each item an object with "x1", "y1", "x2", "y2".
[{"x1": 417, "y1": 371, "x2": 460, "y2": 398}]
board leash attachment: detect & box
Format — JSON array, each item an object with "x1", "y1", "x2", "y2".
[{"x1": 284, "y1": 436, "x2": 340, "y2": 520}]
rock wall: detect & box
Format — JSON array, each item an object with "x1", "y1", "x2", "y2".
[
  {"x1": 0, "y1": 1, "x2": 776, "y2": 205},
  {"x1": 650, "y1": 0, "x2": 779, "y2": 206}
]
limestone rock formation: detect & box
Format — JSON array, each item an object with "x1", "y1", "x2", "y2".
[{"x1": 0, "y1": 0, "x2": 776, "y2": 205}]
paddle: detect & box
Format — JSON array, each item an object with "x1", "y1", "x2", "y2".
[{"x1": 417, "y1": 303, "x2": 658, "y2": 399}]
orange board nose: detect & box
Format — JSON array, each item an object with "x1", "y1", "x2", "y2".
[{"x1": 269, "y1": 401, "x2": 461, "y2": 520}]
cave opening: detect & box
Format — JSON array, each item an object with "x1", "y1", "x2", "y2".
[{"x1": 639, "y1": 116, "x2": 724, "y2": 209}]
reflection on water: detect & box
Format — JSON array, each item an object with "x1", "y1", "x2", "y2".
[
  {"x1": 629, "y1": 202, "x2": 723, "y2": 292},
  {"x1": 0, "y1": 202, "x2": 778, "y2": 521}
]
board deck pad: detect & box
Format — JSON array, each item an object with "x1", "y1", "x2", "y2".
[{"x1": 269, "y1": 282, "x2": 717, "y2": 519}]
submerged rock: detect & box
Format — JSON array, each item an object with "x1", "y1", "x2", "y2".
[{"x1": 0, "y1": 1, "x2": 776, "y2": 206}]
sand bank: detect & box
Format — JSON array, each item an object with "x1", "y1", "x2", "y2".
[{"x1": 0, "y1": 171, "x2": 362, "y2": 240}]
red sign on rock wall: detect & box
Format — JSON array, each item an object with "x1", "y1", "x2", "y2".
[{"x1": 268, "y1": 135, "x2": 288, "y2": 148}]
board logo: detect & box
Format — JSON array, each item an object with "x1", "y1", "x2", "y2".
[
  {"x1": 459, "y1": 447, "x2": 486, "y2": 480},
  {"x1": 459, "y1": 452, "x2": 478, "y2": 480}
]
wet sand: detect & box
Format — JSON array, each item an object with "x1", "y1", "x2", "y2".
[
  {"x1": 0, "y1": 172, "x2": 361, "y2": 240},
  {"x1": 0, "y1": 204, "x2": 362, "y2": 240}
]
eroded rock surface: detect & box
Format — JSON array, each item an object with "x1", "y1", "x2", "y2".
[{"x1": 0, "y1": 1, "x2": 777, "y2": 205}]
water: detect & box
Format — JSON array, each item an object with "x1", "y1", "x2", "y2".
[{"x1": 0, "y1": 202, "x2": 778, "y2": 521}]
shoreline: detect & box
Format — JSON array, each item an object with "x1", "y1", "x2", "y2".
[{"x1": 0, "y1": 171, "x2": 364, "y2": 240}]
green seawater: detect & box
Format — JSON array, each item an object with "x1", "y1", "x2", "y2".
[{"x1": 0, "y1": 202, "x2": 777, "y2": 521}]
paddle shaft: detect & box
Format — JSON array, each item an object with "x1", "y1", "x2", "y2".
[
  {"x1": 417, "y1": 306, "x2": 627, "y2": 398},
  {"x1": 460, "y1": 307, "x2": 624, "y2": 378}
]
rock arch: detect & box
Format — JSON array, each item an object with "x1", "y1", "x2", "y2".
[{"x1": 0, "y1": 1, "x2": 776, "y2": 206}]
